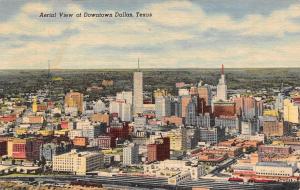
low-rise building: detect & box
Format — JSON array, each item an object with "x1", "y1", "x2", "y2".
[
  {"x1": 73, "y1": 137, "x2": 88, "y2": 148},
  {"x1": 52, "y1": 150, "x2": 103, "y2": 175},
  {"x1": 254, "y1": 161, "x2": 296, "y2": 177},
  {"x1": 144, "y1": 160, "x2": 204, "y2": 182},
  {"x1": 203, "y1": 146, "x2": 242, "y2": 158}
]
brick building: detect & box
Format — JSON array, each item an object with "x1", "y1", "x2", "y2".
[
  {"x1": 9, "y1": 138, "x2": 43, "y2": 160},
  {"x1": 97, "y1": 135, "x2": 116, "y2": 149},
  {"x1": 213, "y1": 102, "x2": 236, "y2": 117},
  {"x1": 147, "y1": 137, "x2": 170, "y2": 162}
]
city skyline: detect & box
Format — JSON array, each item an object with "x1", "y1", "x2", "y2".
[{"x1": 0, "y1": 0, "x2": 300, "y2": 69}]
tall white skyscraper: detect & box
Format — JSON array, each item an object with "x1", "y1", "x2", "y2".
[
  {"x1": 133, "y1": 60, "x2": 143, "y2": 115},
  {"x1": 216, "y1": 64, "x2": 227, "y2": 101}
]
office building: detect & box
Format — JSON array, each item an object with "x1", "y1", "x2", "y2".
[
  {"x1": 107, "y1": 120, "x2": 129, "y2": 140},
  {"x1": 185, "y1": 101, "x2": 197, "y2": 126},
  {"x1": 167, "y1": 128, "x2": 187, "y2": 151},
  {"x1": 284, "y1": 99, "x2": 300, "y2": 124},
  {"x1": 96, "y1": 135, "x2": 116, "y2": 149},
  {"x1": 155, "y1": 96, "x2": 171, "y2": 119},
  {"x1": 213, "y1": 101, "x2": 236, "y2": 117},
  {"x1": 180, "y1": 95, "x2": 192, "y2": 118},
  {"x1": 241, "y1": 120, "x2": 256, "y2": 136},
  {"x1": 196, "y1": 113, "x2": 211, "y2": 128},
  {"x1": 64, "y1": 91, "x2": 84, "y2": 113},
  {"x1": 262, "y1": 117, "x2": 288, "y2": 137},
  {"x1": 198, "y1": 84, "x2": 212, "y2": 106},
  {"x1": 123, "y1": 143, "x2": 139, "y2": 165},
  {"x1": 199, "y1": 126, "x2": 225, "y2": 144},
  {"x1": 133, "y1": 65, "x2": 143, "y2": 115},
  {"x1": 216, "y1": 64, "x2": 227, "y2": 101},
  {"x1": 215, "y1": 116, "x2": 240, "y2": 135},
  {"x1": 233, "y1": 96, "x2": 262, "y2": 119},
  {"x1": 147, "y1": 137, "x2": 170, "y2": 162},
  {"x1": 52, "y1": 150, "x2": 103, "y2": 175}
]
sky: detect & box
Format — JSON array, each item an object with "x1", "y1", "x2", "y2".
[{"x1": 0, "y1": 0, "x2": 300, "y2": 69}]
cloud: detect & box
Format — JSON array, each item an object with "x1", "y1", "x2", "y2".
[
  {"x1": 147, "y1": 1, "x2": 300, "y2": 37},
  {"x1": 0, "y1": 1, "x2": 300, "y2": 69}
]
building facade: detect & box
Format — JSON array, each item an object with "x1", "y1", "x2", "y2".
[
  {"x1": 52, "y1": 150, "x2": 103, "y2": 175},
  {"x1": 123, "y1": 143, "x2": 139, "y2": 165}
]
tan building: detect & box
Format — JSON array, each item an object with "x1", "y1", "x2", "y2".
[
  {"x1": 162, "y1": 116, "x2": 183, "y2": 126},
  {"x1": 198, "y1": 85, "x2": 211, "y2": 106},
  {"x1": 154, "y1": 89, "x2": 168, "y2": 99},
  {"x1": 167, "y1": 128, "x2": 187, "y2": 151},
  {"x1": 263, "y1": 120, "x2": 287, "y2": 137},
  {"x1": 254, "y1": 162, "x2": 296, "y2": 177},
  {"x1": 90, "y1": 113, "x2": 110, "y2": 124},
  {"x1": 64, "y1": 91, "x2": 84, "y2": 113},
  {"x1": 53, "y1": 150, "x2": 103, "y2": 175},
  {"x1": 181, "y1": 95, "x2": 191, "y2": 118},
  {"x1": 22, "y1": 116, "x2": 44, "y2": 124},
  {"x1": 284, "y1": 99, "x2": 299, "y2": 124},
  {"x1": 7, "y1": 138, "x2": 13, "y2": 157}
]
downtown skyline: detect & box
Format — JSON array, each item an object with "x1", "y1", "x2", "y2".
[{"x1": 0, "y1": 0, "x2": 300, "y2": 69}]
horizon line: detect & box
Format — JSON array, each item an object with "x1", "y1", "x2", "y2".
[{"x1": 1, "y1": 67, "x2": 300, "y2": 71}]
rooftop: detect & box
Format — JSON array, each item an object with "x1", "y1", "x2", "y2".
[{"x1": 256, "y1": 161, "x2": 290, "y2": 167}]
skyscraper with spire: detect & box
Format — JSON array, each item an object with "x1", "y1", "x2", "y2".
[
  {"x1": 216, "y1": 64, "x2": 227, "y2": 101},
  {"x1": 133, "y1": 58, "x2": 143, "y2": 115}
]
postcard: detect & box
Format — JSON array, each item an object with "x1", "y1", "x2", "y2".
[{"x1": 0, "y1": 1, "x2": 300, "y2": 190}]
